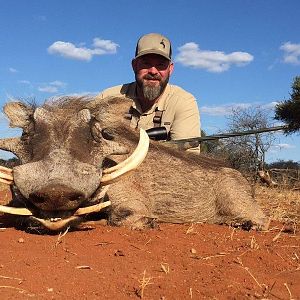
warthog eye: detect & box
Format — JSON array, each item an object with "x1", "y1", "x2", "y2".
[
  {"x1": 101, "y1": 128, "x2": 115, "y2": 140},
  {"x1": 91, "y1": 123, "x2": 115, "y2": 142}
]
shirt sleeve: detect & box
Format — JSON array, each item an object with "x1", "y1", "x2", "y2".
[
  {"x1": 95, "y1": 87, "x2": 117, "y2": 100},
  {"x1": 94, "y1": 89, "x2": 112, "y2": 104},
  {"x1": 170, "y1": 95, "x2": 201, "y2": 140}
]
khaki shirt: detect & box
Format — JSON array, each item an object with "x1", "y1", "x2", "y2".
[{"x1": 96, "y1": 83, "x2": 201, "y2": 143}]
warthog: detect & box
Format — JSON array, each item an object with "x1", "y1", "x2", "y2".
[{"x1": 0, "y1": 96, "x2": 269, "y2": 231}]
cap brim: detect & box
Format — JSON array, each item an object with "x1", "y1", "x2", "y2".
[{"x1": 135, "y1": 49, "x2": 171, "y2": 60}]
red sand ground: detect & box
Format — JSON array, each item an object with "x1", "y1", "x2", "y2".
[{"x1": 0, "y1": 187, "x2": 299, "y2": 300}]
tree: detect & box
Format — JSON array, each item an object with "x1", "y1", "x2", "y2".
[
  {"x1": 0, "y1": 157, "x2": 20, "y2": 168},
  {"x1": 266, "y1": 159, "x2": 300, "y2": 170},
  {"x1": 222, "y1": 106, "x2": 276, "y2": 177},
  {"x1": 200, "y1": 129, "x2": 225, "y2": 154},
  {"x1": 275, "y1": 76, "x2": 300, "y2": 133}
]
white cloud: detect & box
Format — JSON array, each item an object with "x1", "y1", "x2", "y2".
[
  {"x1": 38, "y1": 86, "x2": 59, "y2": 93},
  {"x1": 280, "y1": 42, "x2": 300, "y2": 65},
  {"x1": 92, "y1": 38, "x2": 118, "y2": 53},
  {"x1": 201, "y1": 103, "x2": 252, "y2": 116},
  {"x1": 269, "y1": 143, "x2": 296, "y2": 154},
  {"x1": 48, "y1": 41, "x2": 93, "y2": 61},
  {"x1": 0, "y1": 112, "x2": 6, "y2": 122},
  {"x1": 49, "y1": 80, "x2": 66, "y2": 87},
  {"x1": 175, "y1": 42, "x2": 253, "y2": 73},
  {"x1": 66, "y1": 91, "x2": 97, "y2": 97},
  {"x1": 9, "y1": 67, "x2": 18, "y2": 73},
  {"x1": 202, "y1": 101, "x2": 280, "y2": 116},
  {"x1": 273, "y1": 143, "x2": 295, "y2": 150},
  {"x1": 18, "y1": 80, "x2": 31, "y2": 84},
  {"x1": 38, "y1": 80, "x2": 67, "y2": 93},
  {"x1": 261, "y1": 101, "x2": 279, "y2": 109},
  {"x1": 48, "y1": 37, "x2": 119, "y2": 61}
]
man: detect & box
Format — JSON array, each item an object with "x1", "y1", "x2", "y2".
[{"x1": 96, "y1": 33, "x2": 201, "y2": 150}]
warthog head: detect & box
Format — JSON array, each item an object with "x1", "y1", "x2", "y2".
[{"x1": 0, "y1": 96, "x2": 149, "y2": 230}]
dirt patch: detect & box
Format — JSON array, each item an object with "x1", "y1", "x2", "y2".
[{"x1": 0, "y1": 185, "x2": 299, "y2": 300}]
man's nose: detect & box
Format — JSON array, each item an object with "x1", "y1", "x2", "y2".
[{"x1": 147, "y1": 66, "x2": 159, "y2": 74}]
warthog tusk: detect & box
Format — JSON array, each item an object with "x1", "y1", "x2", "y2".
[
  {"x1": 0, "y1": 205, "x2": 32, "y2": 216},
  {"x1": 30, "y1": 216, "x2": 80, "y2": 231},
  {"x1": 101, "y1": 129, "x2": 149, "y2": 185},
  {"x1": 28, "y1": 200, "x2": 111, "y2": 230},
  {"x1": 0, "y1": 166, "x2": 13, "y2": 185},
  {"x1": 0, "y1": 201, "x2": 111, "y2": 217},
  {"x1": 74, "y1": 200, "x2": 111, "y2": 216},
  {"x1": 0, "y1": 201, "x2": 111, "y2": 231}
]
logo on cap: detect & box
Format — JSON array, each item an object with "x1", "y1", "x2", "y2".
[{"x1": 160, "y1": 39, "x2": 166, "y2": 48}]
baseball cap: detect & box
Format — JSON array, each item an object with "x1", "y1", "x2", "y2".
[{"x1": 135, "y1": 33, "x2": 172, "y2": 60}]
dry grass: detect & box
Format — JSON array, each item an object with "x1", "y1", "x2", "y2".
[
  {"x1": 235, "y1": 257, "x2": 279, "y2": 299},
  {"x1": 0, "y1": 285, "x2": 35, "y2": 297},
  {"x1": 160, "y1": 263, "x2": 170, "y2": 274},
  {"x1": 250, "y1": 236, "x2": 260, "y2": 250},
  {"x1": 255, "y1": 184, "x2": 300, "y2": 225},
  {"x1": 135, "y1": 270, "x2": 153, "y2": 299},
  {"x1": 54, "y1": 226, "x2": 70, "y2": 247}
]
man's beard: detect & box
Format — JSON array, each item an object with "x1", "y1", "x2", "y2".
[{"x1": 136, "y1": 74, "x2": 169, "y2": 101}]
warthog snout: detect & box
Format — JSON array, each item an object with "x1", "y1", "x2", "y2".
[{"x1": 29, "y1": 184, "x2": 85, "y2": 211}]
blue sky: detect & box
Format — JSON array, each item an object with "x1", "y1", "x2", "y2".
[{"x1": 0, "y1": 0, "x2": 299, "y2": 162}]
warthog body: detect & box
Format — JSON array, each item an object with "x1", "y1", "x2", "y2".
[{"x1": 0, "y1": 96, "x2": 269, "y2": 230}]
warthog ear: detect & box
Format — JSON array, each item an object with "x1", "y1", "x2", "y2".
[{"x1": 4, "y1": 102, "x2": 34, "y2": 129}]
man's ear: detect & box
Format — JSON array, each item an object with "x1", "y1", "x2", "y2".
[{"x1": 169, "y1": 62, "x2": 174, "y2": 75}]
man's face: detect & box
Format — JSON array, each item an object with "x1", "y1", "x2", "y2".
[{"x1": 132, "y1": 54, "x2": 174, "y2": 101}]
